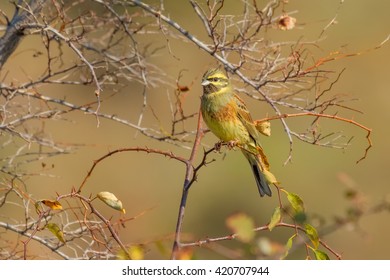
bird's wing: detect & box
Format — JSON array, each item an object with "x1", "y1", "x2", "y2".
[
  {"x1": 234, "y1": 94, "x2": 259, "y2": 142},
  {"x1": 235, "y1": 94, "x2": 271, "y2": 170}
]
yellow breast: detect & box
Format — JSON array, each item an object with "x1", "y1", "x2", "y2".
[{"x1": 201, "y1": 100, "x2": 250, "y2": 143}]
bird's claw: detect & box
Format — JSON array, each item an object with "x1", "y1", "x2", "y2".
[
  {"x1": 226, "y1": 140, "x2": 239, "y2": 149},
  {"x1": 214, "y1": 140, "x2": 240, "y2": 152}
]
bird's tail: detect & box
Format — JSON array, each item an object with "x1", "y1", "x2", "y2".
[{"x1": 243, "y1": 151, "x2": 272, "y2": 197}]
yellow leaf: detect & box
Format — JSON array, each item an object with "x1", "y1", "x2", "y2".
[
  {"x1": 41, "y1": 200, "x2": 63, "y2": 210},
  {"x1": 305, "y1": 223, "x2": 320, "y2": 249},
  {"x1": 97, "y1": 191, "x2": 125, "y2": 213},
  {"x1": 129, "y1": 245, "x2": 144, "y2": 260},
  {"x1": 226, "y1": 212, "x2": 255, "y2": 243},
  {"x1": 117, "y1": 245, "x2": 144, "y2": 260},
  {"x1": 268, "y1": 206, "x2": 281, "y2": 231},
  {"x1": 286, "y1": 192, "x2": 304, "y2": 213},
  {"x1": 263, "y1": 169, "x2": 279, "y2": 184},
  {"x1": 256, "y1": 121, "x2": 271, "y2": 136},
  {"x1": 46, "y1": 223, "x2": 66, "y2": 243},
  {"x1": 116, "y1": 249, "x2": 131, "y2": 260}
]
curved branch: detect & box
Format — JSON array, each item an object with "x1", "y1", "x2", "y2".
[{"x1": 77, "y1": 147, "x2": 188, "y2": 193}]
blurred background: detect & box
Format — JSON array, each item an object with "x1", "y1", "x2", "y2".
[{"x1": 1, "y1": 0, "x2": 389, "y2": 259}]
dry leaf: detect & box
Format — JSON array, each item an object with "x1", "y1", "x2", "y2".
[
  {"x1": 256, "y1": 121, "x2": 271, "y2": 136},
  {"x1": 97, "y1": 191, "x2": 126, "y2": 213},
  {"x1": 278, "y1": 15, "x2": 296, "y2": 30},
  {"x1": 41, "y1": 200, "x2": 63, "y2": 210}
]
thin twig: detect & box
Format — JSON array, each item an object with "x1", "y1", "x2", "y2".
[
  {"x1": 77, "y1": 147, "x2": 187, "y2": 193},
  {"x1": 256, "y1": 112, "x2": 372, "y2": 163}
]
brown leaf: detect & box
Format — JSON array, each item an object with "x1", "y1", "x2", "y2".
[{"x1": 41, "y1": 200, "x2": 63, "y2": 210}]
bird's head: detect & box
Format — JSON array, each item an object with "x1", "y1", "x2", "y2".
[{"x1": 201, "y1": 68, "x2": 230, "y2": 95}]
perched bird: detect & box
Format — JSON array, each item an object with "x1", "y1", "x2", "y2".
[{"x1": 200, "y1": 68, "x2": 275, "y2": 197}]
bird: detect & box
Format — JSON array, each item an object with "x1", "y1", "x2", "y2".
[{"x1": 200, "y1": 68, "x2": 275, "y2": 197}]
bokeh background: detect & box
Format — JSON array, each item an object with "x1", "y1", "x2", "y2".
[{"x1": 1, "y1": 0, "x2": 389, "y2": 259}]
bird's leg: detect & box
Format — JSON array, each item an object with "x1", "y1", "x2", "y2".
[
  {"x1": 214, "y1": 140, "x2": 240, "y2": 152},
  {"x1": 226, "y1": 140, "x2": 240, "y2": 150}
]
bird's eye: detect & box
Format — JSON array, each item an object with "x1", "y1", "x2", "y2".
[{"x1": 212, "y1": 77, "x2": 219, "y2": 82}]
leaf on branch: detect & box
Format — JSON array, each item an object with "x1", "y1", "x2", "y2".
[
  {"x1": 46, "y1": 223, "x2": 66, "y2": 243},
  {"x1": 268, "y1": 206, "x2": 281, "y2": 231},
  {"x1": 226, "y1": 212, "x2": 255, "y2": 243},
  {"x1": 255, "y1": 120, "x2": 271, "y2": 137},
  {"x1": 97, "y1": 191, "x2": 126, "y2": 214},
  {"x1": 285, "y1": 191, "x2": 306, "y2": 223},
  {"x1": 263, "y1": 169, "x2": 279, "y2": 184},
  {"x1": 311, "y1": 248, "x2": 330, "y2": 260},
  {"x1": 40, "y1": 199, "x2": 63, "y2": 210},
  {"x1": 286, "y1": 191, "x2": 305, "y2": 213},
  {"x1": 282, "y1": 233, "x2": 297, "y2": 259},
  {"x1": 305, "y1": 223, "x2": 320, "y2": 249}
]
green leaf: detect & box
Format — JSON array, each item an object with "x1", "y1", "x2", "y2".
[
  {"x1": 307, "y1": 246, "x2": 330, "y2": 260},
  {"x1": 226, "y1": 212, "x2": 255, "y2": 243},
  {"x1": 34, "y1": 201, "x2": 43, "y2": 214},
  {"x1": 286, "y1": 192, "x2": 305, "y2": 213},
  {"x1": 263, "y1": 169, "x2": 279, "y2": 184},
  {"x1": 281, "y1": 234, "x2": 296, "y2": 259},
  {"x1": 46, "y1": 223, "x2": 66, "y2": 243},
  {"x1": 305, "y1": 223, "x2": 319, "y2": 249},
  {"x1": 313, "y1": 249, "x2": 330, "y2": 260},
  {"x1": 286, "y1": 234, "x2": 295, "y2": 250},
  {"x1": 268, "y1": 206, "x2": 281, "y2": 231}
]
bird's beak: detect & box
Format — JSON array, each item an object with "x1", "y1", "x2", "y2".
[{"x1": 201, "y1": 80, "x2": 210, "y2": 86}]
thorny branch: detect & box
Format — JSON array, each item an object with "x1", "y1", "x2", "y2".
[
  {"x1": 129, "y1": 0, "x2": 381, "y2": 165},
  {"x1": 0, "y1": 0, "x2": 385, "y2": 260}
]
